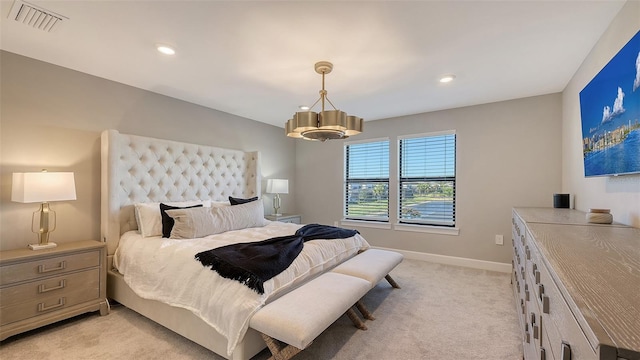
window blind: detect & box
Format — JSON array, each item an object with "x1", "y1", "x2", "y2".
[
  {"x1": 344, "y1": 140, "x2": 390, "y2": 221},
  {"x1": 399, "y1": 133, "x2": 456, "y2": 226}
]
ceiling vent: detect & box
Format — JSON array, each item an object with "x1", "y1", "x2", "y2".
[{"x1": 8, "y1": 0, "x2": 68, "y2": 32}]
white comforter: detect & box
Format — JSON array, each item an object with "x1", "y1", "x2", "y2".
[{"x1": 113, "y1": 221, "x2": 369, "y2": 356}]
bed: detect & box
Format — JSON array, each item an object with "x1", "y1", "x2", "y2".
[{"x1": 100, "y1": 130, "x2": 370, "y2": 360}]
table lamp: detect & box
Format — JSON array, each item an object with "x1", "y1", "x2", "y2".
[
  {"x1": 11, "y1": 171, "x2": 77, "y2": 250},
  {"x1": 266, "y1": 179, "x2": 288, "y2": 216}
]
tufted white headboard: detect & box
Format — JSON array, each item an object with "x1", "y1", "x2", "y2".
[{"x1": 100, "y1": 130, "x2": 261, "y2": 256}]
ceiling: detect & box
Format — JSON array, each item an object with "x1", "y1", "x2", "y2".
[{"x1": 0, "y1": 0, "x2": 627, "y2": 128}]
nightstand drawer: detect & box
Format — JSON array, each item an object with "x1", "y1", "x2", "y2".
[
  {"x1": 279, "y1": 217, "x2": 300, "y2": 224},
  {"x1": 265, "y1": 214, "x2": 301, "y2": 224},
  {"x1": 0, "y1": 250, "x2": 100, "y2": 286},
  {"x1": 0, "y1": 284, "x2": 100, "y2": 326},
  {"x1": 0, "y1": 268, "x2": 99, "y2": 307}
]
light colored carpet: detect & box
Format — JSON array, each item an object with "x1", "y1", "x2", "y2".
[{"x1": 0, "y1": 259, "x2": 522, "y2": 359}]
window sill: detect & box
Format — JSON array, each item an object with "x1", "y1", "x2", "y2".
[
  {"x1": 340, "y1": 219, "x2": 392, "y2": 230},
  {"x1": 393, "y1": 223, "x2": 460, "y2": 236},
  {"x1": 339, "y1": 219, "x2": 459, "y2": 235}
]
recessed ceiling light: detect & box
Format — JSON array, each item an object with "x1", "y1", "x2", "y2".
[
  {"x1": 299, "y1": 105, "x2": 310, "y2": 110},
  {"x1": 439, "y1": 74, "x2": 456, "y2": 83},
  {"x1": 156, "y1": 44, "x2": 176, "y2": 56}
]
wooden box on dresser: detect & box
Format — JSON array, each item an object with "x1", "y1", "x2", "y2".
[
  {"x1": 511, "y1": 208, "x2": 640, "y2": 360},
  {"x1": 0, "y1": 240, "x2": 109, "y2": 341}
]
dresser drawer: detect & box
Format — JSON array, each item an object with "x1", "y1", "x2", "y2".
[
  {"x1": 0, "y1": 284, "x2": 100, "y2": 326},
  {"x1": 540, "y1": 315, "x2": 556, "y2": 360},
  {"x1": 528, "y1": 243, "x2": 596, "y2": 360},
  {"x1": 512, "y1": 213, "x2": 526, "y2": 249},
  {"x1": 0, "y1": 250, "x2": 100, "y2": 286},
  {"x1": 525, "y1": 282, "x2": 558, "y2": 360},
  {"x1": 0, "y1": 268, "x2": 99, "y2": 307}
]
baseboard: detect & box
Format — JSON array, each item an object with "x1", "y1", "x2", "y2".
[{"x1": 373, "y1": 246, "x2": 511, "y2": 273}]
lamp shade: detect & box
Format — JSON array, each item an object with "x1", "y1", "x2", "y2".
[
  {"x1": 12, "y1": 172, "x2": 77, "y2": 203},
  {"x1": 266, "y1": 179, "x2": 289, "y2": 194}
]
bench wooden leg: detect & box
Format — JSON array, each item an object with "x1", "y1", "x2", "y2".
[
  {"x1": 355, "y1": 300, "x2": 375, "y2": 320},
  {"x1": 260, "y1": 333, "x2": 303, "y2": 360},
  {"x1": 385, "y1": 274, "x2": 401, "y2": 289},
  {"x1": 346, "y1": 308, "x2": 368, "y2": 330}
]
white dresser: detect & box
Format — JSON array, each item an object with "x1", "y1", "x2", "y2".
[{"x1": 512, "y1": 208, "x2": 639, "y2": 360}]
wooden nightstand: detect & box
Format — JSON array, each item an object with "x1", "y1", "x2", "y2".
[
  {"x1": 0, "y1": 240, "x2": 109, "y2": 341},
  {"x1": 265, "y1": 214, "x2": 302, "y2": 224}
]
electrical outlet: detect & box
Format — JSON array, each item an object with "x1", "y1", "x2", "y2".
[{"x1": 495, "y1": 234, "x2": 504, "y2": 246}]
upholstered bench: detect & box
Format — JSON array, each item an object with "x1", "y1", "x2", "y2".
[
  {"x1": 330, "y1": 249, "x2": 403, "y2": 321},
  {"x1": 331, "y1": 249, "x2": 403, "y2": 289},
  {"x1": 250, "y1": 272, "x2": 372, "y2": 360}
]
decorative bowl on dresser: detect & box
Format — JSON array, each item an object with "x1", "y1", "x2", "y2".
[
  {"x1": 511, "y1": 207, "x2": 639, "y2": 360},
  {"x1": 0, "y1": 240, "x2": 109, "y2": 341}
]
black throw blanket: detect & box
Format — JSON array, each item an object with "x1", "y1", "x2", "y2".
[{"x1": 194, "y1": 224, "x2": 359, "y2": 294}]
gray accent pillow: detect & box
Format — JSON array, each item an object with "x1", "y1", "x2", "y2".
[{"x1": 167, "y1": 199, "x2": 266, "y2": 239}]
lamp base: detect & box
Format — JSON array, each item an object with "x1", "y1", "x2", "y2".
[{"x1": 29, "y1": 242, "x2": 57, "y2": 250}]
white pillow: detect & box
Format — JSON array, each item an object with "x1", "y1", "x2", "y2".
[
  {"x1": 167, "y1": 199, "x2": 265, "y2": 239},
  {"x1": 134, "y1": 200, "x2": 217, "y2": 237}
]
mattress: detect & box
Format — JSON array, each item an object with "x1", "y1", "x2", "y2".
[{"x1": 113, "y1": 221, "x2": 370, "y2": 355}]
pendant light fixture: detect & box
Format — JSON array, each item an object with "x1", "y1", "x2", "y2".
[{"x1": 285, "y1": 61, "x2": 363, "y2": 141}]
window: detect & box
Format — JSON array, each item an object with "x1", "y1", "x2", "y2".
[
  {"x1": 398, "y1": 131, "x2": 456, "y2": 226},
  {"x1": 344, "y1": 139, "x2": 390, "y2": 221}
]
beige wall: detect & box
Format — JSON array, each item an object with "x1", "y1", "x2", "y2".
[
  {"x1": 0, "y1": 51, "x2": 296, "y2": 251},
  {"x1": 295, "y1": 94, "x2": 563, "y2": 264},
  {"x1": 562, "y1": 1, "x2": 640, "y2": 227}
]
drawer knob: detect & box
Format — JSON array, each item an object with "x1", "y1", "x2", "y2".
[
  {"x1": 38, "y1": 297, "x2": 66, "y2": 312},
  {"x1": 525, "y1": 246, "x2": 531, "y2": 260},
  {"x1": 535, "y1": 270, "x2": 541, "y2": 284},
  {"x1": 38, "y1": 261, "x2": 67, "y2": 273},
  {"x1": 38, "y1": 279, "x2": 66, "y2": 293},
  {"x1": 533, "y1": 324, "x2": 539, "y2": 339}
]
